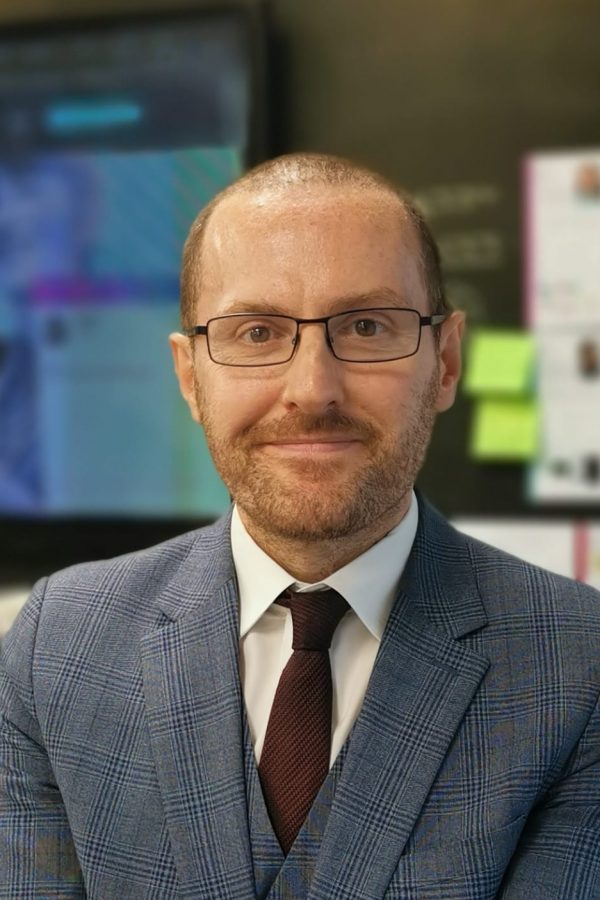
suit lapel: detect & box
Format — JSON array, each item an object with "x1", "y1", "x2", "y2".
[
  {"x1": 140, "y1": 516, "x2": 256, "y2": 899},
  {"x1": 309, "y1": 498, "x2": 491, "y2": 899}
]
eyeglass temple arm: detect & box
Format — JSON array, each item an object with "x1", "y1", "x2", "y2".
[
  {"x1": 421, "y1": 314, "x2": 448, "y2": 326},
  {"x1": 182, "y1": 326, "x2": 208, "y2": 337}
]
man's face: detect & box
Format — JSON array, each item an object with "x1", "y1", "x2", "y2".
[{"x1": 171, "y1": 186, "x2": 463, "y2": 543}]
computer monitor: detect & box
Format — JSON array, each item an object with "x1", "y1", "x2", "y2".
[{"x1": 0, "y1": 5, "x2": 266, "y2": 575}]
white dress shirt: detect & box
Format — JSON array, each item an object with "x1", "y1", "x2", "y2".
[{"x1": 232, "y1": 491, "x2": 419, "y2": 766}]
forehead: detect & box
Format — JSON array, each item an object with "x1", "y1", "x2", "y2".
[{"x1": 198, "y1": 185, "x2": 426, "y2": 313}]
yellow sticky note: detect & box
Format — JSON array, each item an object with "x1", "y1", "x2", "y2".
[
  {"x1": 464, "y1": 330, "x2": 535, "y2": 395},
  {"x1": 471, "y1": 399, "x2": 539, "y2": 461}
]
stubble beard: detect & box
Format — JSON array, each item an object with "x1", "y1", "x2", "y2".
[{"x1": 196, "y1": 371, "x2": 439, "y2": 543}]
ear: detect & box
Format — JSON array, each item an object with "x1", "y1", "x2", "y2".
[
  {"x1": 434, "y1": 311, "x2": 465, "y2": 412},
  {"x1": 169, "y1": 332, "x2": 202, "y2": 424}
]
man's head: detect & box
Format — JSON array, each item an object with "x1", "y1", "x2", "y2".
[
  {"x1": 179, "y1": 154, "x2": 451, "y2": 333},
  {"x1": 170, "y1": 153, "x2": 464, "y2": 552}
]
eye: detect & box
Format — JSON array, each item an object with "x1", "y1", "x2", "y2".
[
  {"x1": 353, "y1": 318, "x2": 382, "y2": 337},
  {"x1": 246, "y1": 325, "x2": 271, "y2": 343},
  {"x1": 234, "y1": 319, "x2": 290, "y2": 344}
]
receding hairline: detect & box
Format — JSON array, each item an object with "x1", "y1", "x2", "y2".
[
  {"x1": 200, "y1": 181, "x2": 417, "y2": 275},
  {"x1": 180, "y1": 153, "x2": 449, "y2": 329}
]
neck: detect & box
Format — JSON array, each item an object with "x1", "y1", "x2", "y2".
[{"x1": 237, "y1": 495, "x2": 412, "y2": 583}]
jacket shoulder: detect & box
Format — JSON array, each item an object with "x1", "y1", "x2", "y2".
[
  {"x1": 47, "y1": 515, "x2": 228, "y2": 594},
  {"x1": 462, "y1": 526, "x2": 600, "y2": 610},
  {"x1": 418, "y1": 494, "x2": 600, "y2": 625},
  {"x1": 11, "y1": 512, "x2": 234, "y2": 649}
]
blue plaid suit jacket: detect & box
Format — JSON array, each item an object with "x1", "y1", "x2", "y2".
[{"x1": 1, "y1": 496, "x2": 600, "y2": 898}]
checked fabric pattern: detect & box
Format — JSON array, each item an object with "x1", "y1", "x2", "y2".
[
  {"x1": 258, "y1": 587, "x2": 349, "y2": 855},
  {"x1": 2, "y1": 497, "x2": 600, "y2": 897}
]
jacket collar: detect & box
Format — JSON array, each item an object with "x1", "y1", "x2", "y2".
[
  {"x1": 402, "y1": 491, "x2": 488, "y2": 639},
  {"x1": 154, "y1": 493, "x2": 486, "y2": 640},
  {"x1": 154, "y1": 508, "x2": 236, "y2": 622}
]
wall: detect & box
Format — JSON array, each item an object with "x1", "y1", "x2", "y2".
[{"x1": 1, "y1": 0, "x2": 600, "y2": 520}]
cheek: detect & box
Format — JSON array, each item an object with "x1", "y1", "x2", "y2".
[
  {"x1": 351, "y1": 365, "x2": 418, "y2": 415},
  {"x1": 360, "y1": 365, "x2": 438, "y2": 427},
  {"x1": 198, "y1": 369, "x2": 282, "y2": 434}
]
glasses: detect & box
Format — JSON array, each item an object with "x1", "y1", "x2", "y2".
[{"x1": 182, "y1": 307, "x2": 448, "y2": 367}]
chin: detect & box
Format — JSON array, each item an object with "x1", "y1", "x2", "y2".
[{"x1": 237, "y1": 480, "x2": 399, "y2": 543}]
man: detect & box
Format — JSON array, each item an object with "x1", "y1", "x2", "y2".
[{"x1": 1, "y1": 153, "x2": 599, "y2": 899}]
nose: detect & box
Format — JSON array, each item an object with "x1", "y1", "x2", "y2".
[{"x1": 279, "y1": 321, "x2": 346, "y2": 413}]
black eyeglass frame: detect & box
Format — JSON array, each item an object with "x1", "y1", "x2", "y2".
[{"x1": 181, "y1": 307, "x2": 449, "y2": 366}]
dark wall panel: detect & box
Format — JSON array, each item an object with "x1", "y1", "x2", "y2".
[{"x1": 1, "y1": 0, "x2": 599, "y2": 523}]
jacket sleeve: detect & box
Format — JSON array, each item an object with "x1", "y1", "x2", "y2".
[
  {"x1": 0, "y1": 579, "x2": 85, "y2": 898},
  {"x1": 498, "y1": 684, "x2": 600, "y2": 898}
]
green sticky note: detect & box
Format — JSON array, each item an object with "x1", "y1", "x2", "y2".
[
  {"x1": 471, "y1": 399, "x2": 539, "y2": 461},
  {"x1": 464, "y1": 330, "x2": 535, "y2": 395}
]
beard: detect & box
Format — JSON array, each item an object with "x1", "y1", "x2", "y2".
[{"x1": 196, "y1": 370, "x2": 439, "y2": 543}]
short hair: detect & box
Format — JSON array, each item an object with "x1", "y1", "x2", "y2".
[{"x1": 180, "y1": 152, "x2": 450, "y2": 330}]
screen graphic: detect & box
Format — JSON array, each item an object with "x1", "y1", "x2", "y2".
[{"x1": 0, "y1": 13, "x2": 254, "y2": 517}]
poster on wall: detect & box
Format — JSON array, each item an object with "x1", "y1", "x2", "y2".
[{"x1": 525, "y1": 149, "x2": 600, "y2": 503}]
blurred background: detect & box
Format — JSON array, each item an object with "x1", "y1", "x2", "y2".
[{"x1": 1, "y1": 0, "x2": 600, "y2": 631}]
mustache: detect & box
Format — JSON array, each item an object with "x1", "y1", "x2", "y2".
[{"x1": 241, "y1": 410, "x2": 377, "y2": 443}]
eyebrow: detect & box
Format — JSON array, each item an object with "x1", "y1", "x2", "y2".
[
  {"x1": 329, "y1": 289, "x2": 411, "y2": 313},
  {"x1": 218, "y1": 289, "x2": 410, "y2": 317}
]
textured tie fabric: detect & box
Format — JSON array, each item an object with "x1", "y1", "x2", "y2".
[{"x1": 258, "y1": 587, "x2": 349, "y2": 855}]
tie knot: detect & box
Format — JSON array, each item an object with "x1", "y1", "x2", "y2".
[{"x1": 278, "y1": 587, "x2": 349, "y2": 651}]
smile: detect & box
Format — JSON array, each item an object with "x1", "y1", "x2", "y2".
[{"x1": 259, "y1": 439, "x2": 361, "y2": 456}]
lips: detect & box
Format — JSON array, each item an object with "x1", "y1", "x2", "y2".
[
  {"x1": 264, "y1": 435, "x2": 360, "y2": 445},
  {"x1": 257, "y1": 436, "x2": 362, "y2": 457},
  {"x1": 241, "y1": 412, "x2": 377, "y2": 452}
]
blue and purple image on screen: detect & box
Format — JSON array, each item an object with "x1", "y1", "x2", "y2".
[
  {"x1": 0, "y1": 11, "x2": 256, "y2": 518},
  {"x1": 0, "y1": 147, "x2": 238, "y2": 516}
]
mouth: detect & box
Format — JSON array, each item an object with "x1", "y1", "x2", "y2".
[{"x1": 258, "y1": 436, "x2": 362, "y2": 456}]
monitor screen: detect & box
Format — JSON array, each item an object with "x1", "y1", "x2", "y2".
[{"x1": 0, "y1": 9, "x2": 262, "y2": 522}]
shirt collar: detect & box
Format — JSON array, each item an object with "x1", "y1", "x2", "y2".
[{"x1": 232, "y1": 491, "x2": 418, "y2": 641}]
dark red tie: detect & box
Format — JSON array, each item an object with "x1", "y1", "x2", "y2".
[{"x1": 258, "y1": 587, "x2": 349, "y2": 854}]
